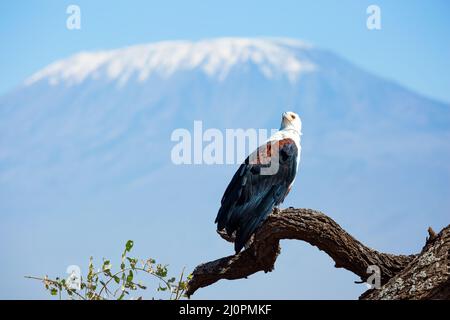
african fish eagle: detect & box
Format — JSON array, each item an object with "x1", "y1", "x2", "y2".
[{"x1": 215, "y1": 111, "x2": 302, "y2": 253}]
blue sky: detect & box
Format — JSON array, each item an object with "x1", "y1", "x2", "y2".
[{"x1": 1, "y1": 0, "x2": 449, "y2": 102}]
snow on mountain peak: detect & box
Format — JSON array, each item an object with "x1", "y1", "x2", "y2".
[{"x1": 24, "y1": 38, "x2": 316, "y2": 87}]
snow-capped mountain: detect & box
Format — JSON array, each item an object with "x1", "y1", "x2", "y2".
[
  {"x1": 25, "y1": 38, "x2": 316, "y2": 86},
  {"x1": 0, "y1": 38, "x2": 449, "y2": 299}
]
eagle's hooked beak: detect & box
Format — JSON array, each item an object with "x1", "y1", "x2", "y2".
[{"x1": 281, "y1": 111, "x2": 302, "y2": 135}]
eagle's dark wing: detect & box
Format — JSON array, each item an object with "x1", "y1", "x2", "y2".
[{"x1": 215, "y1": 138, "x2": 298, "y2": 253}]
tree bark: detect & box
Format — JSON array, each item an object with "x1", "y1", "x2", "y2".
[{"x1": 186, "y1": 208, "x2": 450, "y2": 300}]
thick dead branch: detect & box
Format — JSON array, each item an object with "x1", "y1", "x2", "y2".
[
  {"x1": 187, "y1": 208, "x2": 450, "y2": 299},
  {"x1": 360, "y1": 224, "x2": 450, "y2": 300},
  {"x1": 187, "y1": 208, "x2": 424, "y2": 297}
]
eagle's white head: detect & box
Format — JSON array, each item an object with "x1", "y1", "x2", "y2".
[{"x1": 280, "y1": 111, "x2": 302, "y2": 135}]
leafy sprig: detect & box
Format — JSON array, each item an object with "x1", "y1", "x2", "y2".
[{"x1": 25, "y1": 240, "x2": 191, "y2": 300}]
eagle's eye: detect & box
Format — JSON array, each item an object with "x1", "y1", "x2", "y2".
[{"x1": 291, "y1": 115, "x2": 296, "y2": 119}]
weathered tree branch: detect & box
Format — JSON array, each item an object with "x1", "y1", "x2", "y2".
[
  {"x1": 360, "y1": 225, "x2": 450, "y2": 300},
  {"x1": 186, "y1": 208, "x2": 449, "y2": 299}
]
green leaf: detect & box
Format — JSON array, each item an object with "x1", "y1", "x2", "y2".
[
  {"x1": 102, "y1": 260, "x2": 111, "y2": 271},
  {"x1": 126, "y1": 257, "x2": 137, "y2": 269},
  {"x1": 50, "y1": 288, "x2": 58, "y2": 296},
  {"x1": 136, "y1": 283, "x2": 147, "y2": 290},
  {"x1": 127, "y1": 270, "x2": 134, "y2": 283},
  {"x1": 125, "y1": 240, "x2": 134, "y2": 252},
  {"x1": 157, "y1": 284, "x2": 167, "y2": 292},
  {"x1": 168, "y1": 277, "x2": 176, "y2": 283},
  {"x1": 155, "y1": 264, "x2": 168, "y2": 277}
]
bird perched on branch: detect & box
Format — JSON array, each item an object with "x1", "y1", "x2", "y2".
[{"x1": 215, "y1": 111, "x2": 302, "y2": 253}]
